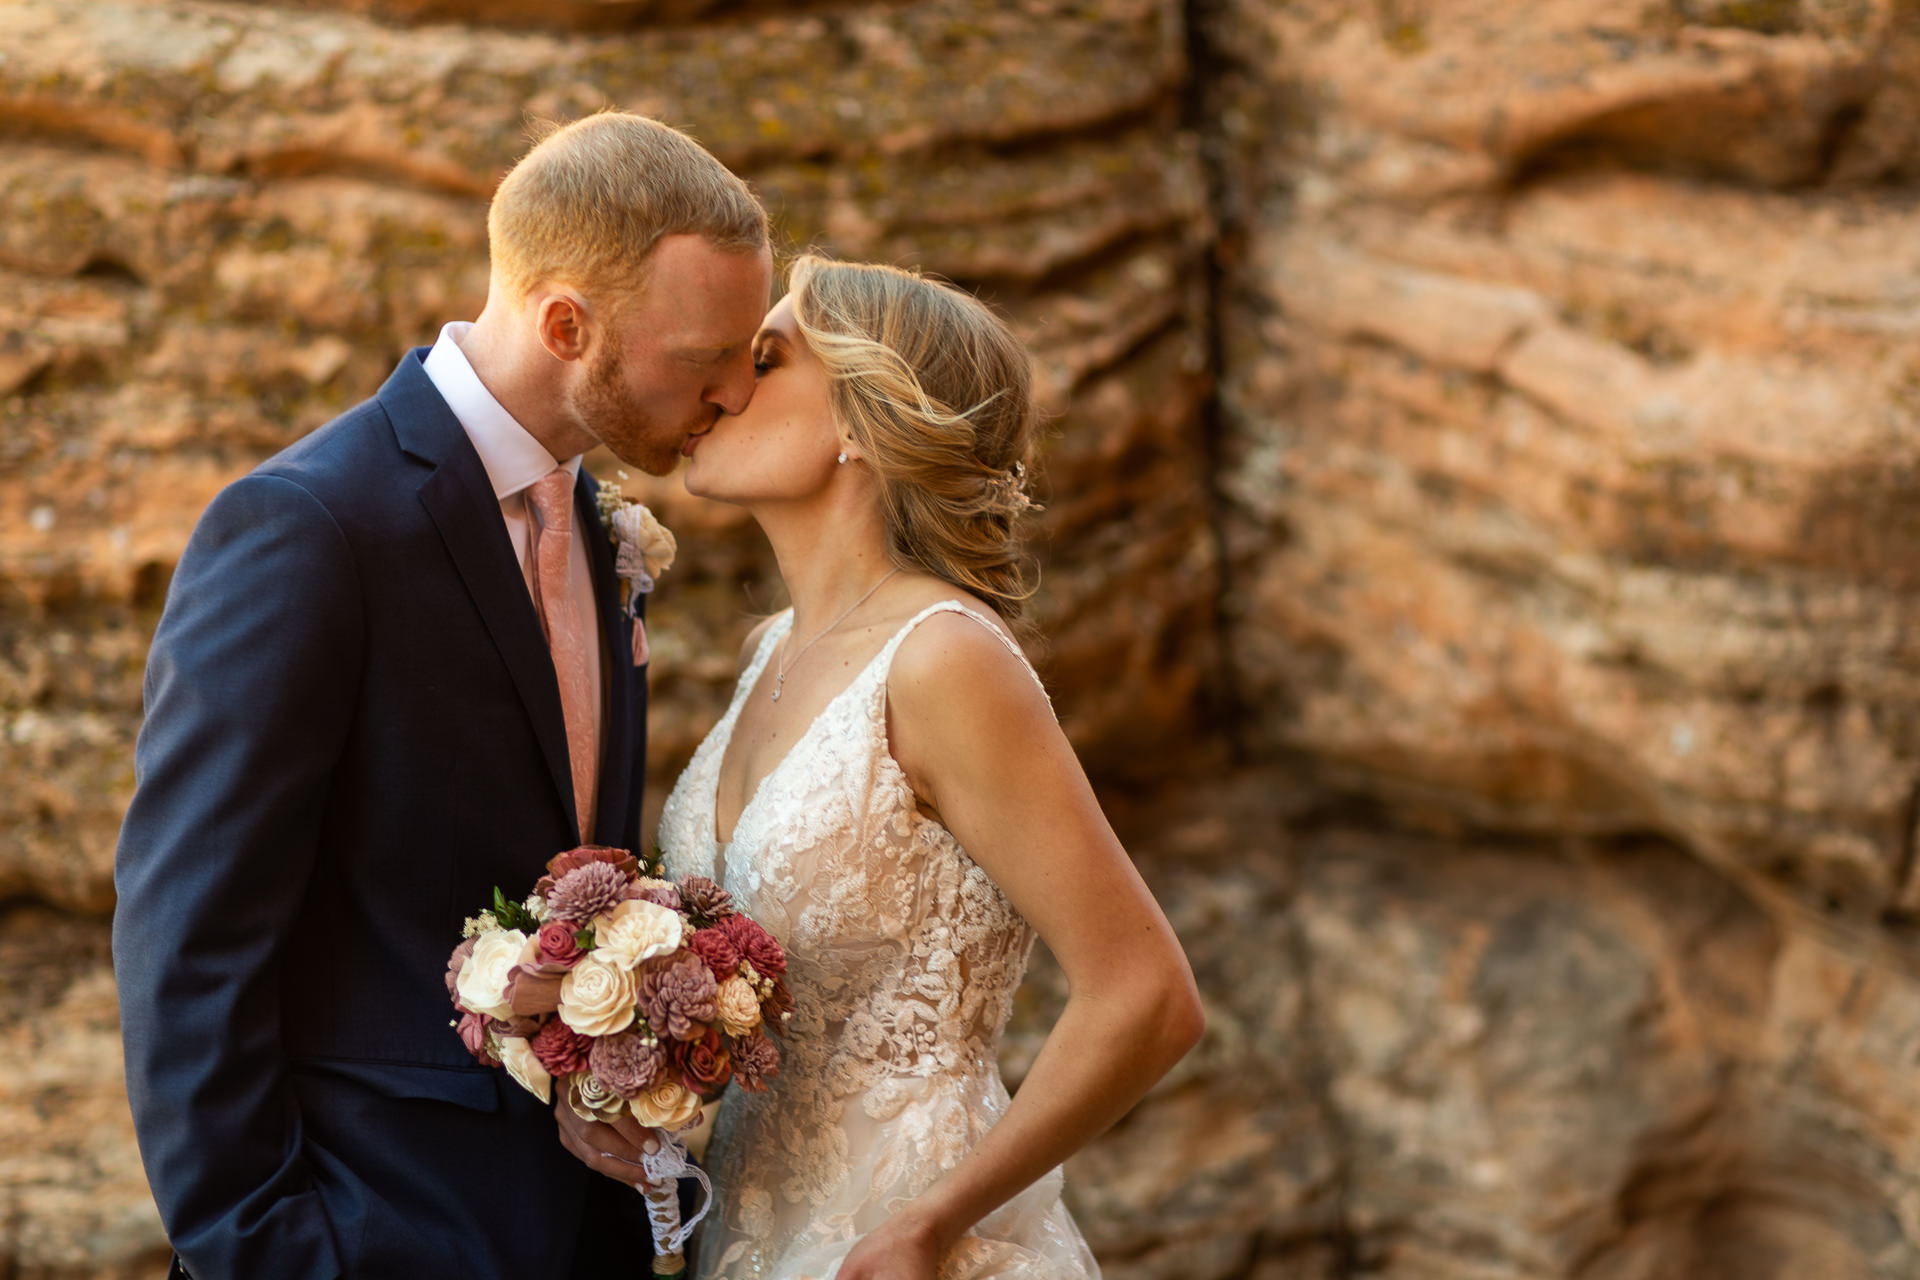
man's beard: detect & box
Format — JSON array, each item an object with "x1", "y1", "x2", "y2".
[{"x1": 573, "y1": 346, "x2": 715, "y2": 477}]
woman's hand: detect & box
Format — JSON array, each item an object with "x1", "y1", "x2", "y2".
[
  {"x1": 554, "y1": 1101, "x2": 667, "y2": 1187},
  {"x1": 833, "y1": 1214, "x2": 945, "y2": 1280}
]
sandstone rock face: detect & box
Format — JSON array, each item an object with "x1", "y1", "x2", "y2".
[
  {"x1": 8, "y1": 0, "x2": 1920, "y2": 1277},
  {"x1": 1209, "y1": 0, "x2": 1920, "y2": 924}
]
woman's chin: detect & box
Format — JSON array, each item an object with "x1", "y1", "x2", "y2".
[{"x1": 680, "y1": 465, "x2": 739, "y2": 507}]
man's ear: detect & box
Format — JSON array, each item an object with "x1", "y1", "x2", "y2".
[{"x1": 533, "y1": 289, "x2": 593, "y2": 364}]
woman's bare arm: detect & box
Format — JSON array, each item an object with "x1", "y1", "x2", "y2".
[{"x1": 836, "y1": 610, "x2": 1204, "y2": 1279}]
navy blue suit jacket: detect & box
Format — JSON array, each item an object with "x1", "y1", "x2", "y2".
[{"x1": 114, "y1": 352, "x2": 652, "y2": 1279}]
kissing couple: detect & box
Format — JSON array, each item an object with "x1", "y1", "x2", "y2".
[{"x1": 113, "y1": 112, "x2": 1203, "y2": 1280}]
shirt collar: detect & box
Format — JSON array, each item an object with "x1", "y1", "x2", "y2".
[{"x1": 421, "y1": 321, "x2": 582, "y2": 500}]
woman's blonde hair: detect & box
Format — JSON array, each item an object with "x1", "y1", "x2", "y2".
[
  {"x1": 488, "y1": 111, "x2": 766, "y2": 307},
  {"x1": 787, "y1": 254, "x2": 1041, "y2": 621}
]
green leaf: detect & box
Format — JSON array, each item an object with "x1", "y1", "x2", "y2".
[
  {"x1": 574, "y1": 925, "x2": 596, "y2": 951},
  {"x1": 489, "y1": 885, "x2": 538, "y2": 933}
]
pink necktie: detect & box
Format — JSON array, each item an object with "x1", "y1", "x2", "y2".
[{"x1": 527, "y1": 470, "x2": 596, "y2": 839}]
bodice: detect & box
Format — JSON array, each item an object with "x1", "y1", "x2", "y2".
[{"x1": 656, "y1": 602, "x2": 1095, "y2": 1280}]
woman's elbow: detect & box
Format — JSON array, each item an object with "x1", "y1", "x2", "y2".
[
  {"x1": 1165, "y1": 970, "x2": 1205, "y2": 1059},
  {"x1": 1134, "y1": 956, "x2": 1204, "y2": 1069}
]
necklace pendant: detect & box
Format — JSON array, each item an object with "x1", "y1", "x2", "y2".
[{"x1": 770, "y1": 685, "x2": 782, "y2": 702}]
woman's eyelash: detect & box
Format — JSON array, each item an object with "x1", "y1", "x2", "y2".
[{"x1": 753, "y1": 358, "x2": 774, "y2": 375}]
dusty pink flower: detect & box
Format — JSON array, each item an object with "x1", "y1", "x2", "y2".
[
  {"x1": 456, "y1": 1010, "x2": 497, "y2": 1066},
  {"x1": 678, "y1": 876, "x2": 735, "y2": 922},
  {"x1": 536, "y1": 920, "x2": 585, "y2": 968},
  {"x1": 488, "y1": 1013, "x2": 541, "y2": 1039},
  {"x1": 446, "y1": 937, "x2": 479, "y2": 1007},
  {"x1": 636, "y1": 953, "x2": 718, "y2": 1041},
  {"x1": 669, "y1": 1026, "x2": 732, "y2": 1095},
  {"x1": 529, "y1": 1019, "x2": 592, "y2": 1077},
  {"x1": 637, "y1": 885, "x2": 683, "y2": 911},
  {"x1": 589, "y1": 1029, "x2": 667, "y2": 1099},
  {"x1": 717, "y1": 913, "x2": 786, "y2": 976},
  {"x1": 535, "y1": 845, "x2": 640, "y2": 897},
  {"x1": 730, "y1": 1030, "x2": 780, "y2": 1092},
  {"x1": 548, "y1": 862, "x2": 632, "y2": 924},
  {"x1": 505, "y1": 965, "x2": 564, "y2": 1016},
  {"x1": 684, "y1": 927, "x2": 741, "y2": 981}
]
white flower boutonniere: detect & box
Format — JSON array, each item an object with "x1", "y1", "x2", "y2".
[{"x1": 595, "y1": 471, "x2": 676, "y2": 666}]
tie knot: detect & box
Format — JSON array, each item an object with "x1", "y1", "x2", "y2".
[{"x1": 528, "y1": 469, "x2": 573, "y2": 534}]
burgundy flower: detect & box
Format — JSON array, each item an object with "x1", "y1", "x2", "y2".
[
  {"x1": 589, "y1": 1030, "x2": 666, "y2": 1100},
  {"x1": 446, "y1": 937, "x2": 479, "y2": 1007},
  {"x1": 762, "y1": 976, "x2": 795, "y2": 1036},
  {"x1": 536, "y1": 920, "x2": 585, "y2": 969},
  {"x1": 456, "y1": 1009, "x2": 497, "y2": 1066},
  {"x1": 729, "y1": 1029, "x2": 780, "y2": 1092},
  {"x1": 635, "y1": 952, "x2": 718, "y2": 1041},
  {"x1": 548, "y1": 862, "x2": 632, "y2": 924},
  {"x1": 529, "y1": 1019, "x2": 593, "y2": 1077},
  {"x1": 535, "y1": 845, "x2": 640, "y2": 897},
  {"x1": 717, "y1": 914, "x2": 786, "y2": 976},
  {"x1": 678, "y1": 876, "x2": 735, "y2": 923},
  {"x1": 684, "y1": 927, "x2": 742, "y2": 982},
  {"x1": 669, "y1": 1026, "x2": 732, "y2": 1096}
]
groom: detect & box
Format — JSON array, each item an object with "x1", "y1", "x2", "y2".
[{"x1": 113, "y1": 112, "x2": 771, "y2": 1279}]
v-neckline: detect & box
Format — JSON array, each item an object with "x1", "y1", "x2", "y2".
[{"x1": 710, "y1": 614, "x2": 890, "y2": 850}]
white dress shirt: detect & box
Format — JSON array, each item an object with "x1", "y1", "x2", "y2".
[{"x1": 422, "y1": 321, "x2": 606, "y2": 792}]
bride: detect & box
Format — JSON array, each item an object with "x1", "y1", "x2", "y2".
[{"x1": 574, "y1": 255, "x2": 1203, "y2": 1280}]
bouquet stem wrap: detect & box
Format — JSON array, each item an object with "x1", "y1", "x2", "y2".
[{"x1": 640, "y1": 1125, "x2": 711, "y2": 1277}]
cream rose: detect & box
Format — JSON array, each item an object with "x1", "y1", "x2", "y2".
[
  {"x1": 563, "y1": 1069, "x2": 627, "y2": 1124},
  {"x1": 714, "y1": 975, "x2": 762, "y2": 1037},
  {"x1": 592, "y1": 899, "x2": 684, "y2": 970},
  {"x1": 558, "y1": 954, "x2": 638, "y2": 1037},
  {"x1": 455, "y1": 928, "x2": 529, "y2": 1020},
  {"x1": 496, "y1": 1035, "x2": 552, "y2": 1105},
  {"x1": 629, "y1": 1077, "x2": 703, "y2": 1130}
]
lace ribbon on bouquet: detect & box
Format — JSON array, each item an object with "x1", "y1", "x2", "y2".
[{"x1": 637, "y1": 1125, "x2": 712, "y2": 1275}]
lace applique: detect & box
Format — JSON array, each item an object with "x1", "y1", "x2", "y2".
[{"x1": 657, "y1": 603, "x2": 1098, "y2": 1280}]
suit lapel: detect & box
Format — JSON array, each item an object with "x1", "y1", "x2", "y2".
[{"x1": 382, "y1": 352, "x2": 578, "y2": 841}]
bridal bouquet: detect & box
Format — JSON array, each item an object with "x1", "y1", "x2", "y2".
[{"x1": 446, "y1": 846, "x2": 790, "y2": 1276}]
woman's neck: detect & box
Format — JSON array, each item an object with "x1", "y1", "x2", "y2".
[{"x1": 752, "y1": 495, "x2": 900, "y2": 636}]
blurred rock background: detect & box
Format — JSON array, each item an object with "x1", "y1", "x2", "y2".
[{"x1": 3, "y1": 0, "x2": 1919, "y2": 1275}]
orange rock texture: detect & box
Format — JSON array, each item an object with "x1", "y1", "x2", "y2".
[{"x1": 4, "y1": 0, "x2": 1920, "y2": 1276}]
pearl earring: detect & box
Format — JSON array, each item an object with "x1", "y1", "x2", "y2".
[{"x1": 837, "y1": 451, "x2": 849, "y2": 465}]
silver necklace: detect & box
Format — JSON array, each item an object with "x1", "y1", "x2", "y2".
[{"x1": 771, "y1": 567, "x2": 900, "y2": 702}]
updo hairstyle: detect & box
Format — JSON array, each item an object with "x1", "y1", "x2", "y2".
[{"x1": 786, "y1": 254, "x2": 1040, "y2": 621}]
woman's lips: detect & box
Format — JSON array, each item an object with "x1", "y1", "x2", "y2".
[{"x1": 681, "y1": 427, "x2": 710, "y2": 457}]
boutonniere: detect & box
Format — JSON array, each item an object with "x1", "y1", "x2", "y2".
[{"x1": 595, "y1": 471, "x2": 676, "y2": 665}]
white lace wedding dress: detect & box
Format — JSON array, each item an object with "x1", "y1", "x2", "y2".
[{"x1": 657, "y1": 601, "x2": 1101, "y2": 1280}]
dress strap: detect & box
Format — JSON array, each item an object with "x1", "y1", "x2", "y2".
[{"x1": 872, "y1": 600, "x2": 1051, "y2": 709}]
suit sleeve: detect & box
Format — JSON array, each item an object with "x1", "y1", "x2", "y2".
[{"x1": 114, "y1": 473, "x2": 363, "y2": 1280}]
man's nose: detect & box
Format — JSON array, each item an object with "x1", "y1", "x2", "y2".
[{"x1": 706, "y1": 352, "x2": 756, "y2": 416}]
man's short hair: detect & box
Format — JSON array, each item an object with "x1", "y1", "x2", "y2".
[{"x1": 487, "y1": 111, "x2": 768, "y2": 308}]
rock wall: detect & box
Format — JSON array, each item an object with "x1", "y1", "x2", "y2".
[
  {"x1": 6, "y1": 0, "x2": 1920, "y2": 1276},
  {"x1": 1194, "y1": 0, "x2": 1920, "y2": 1275}
]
